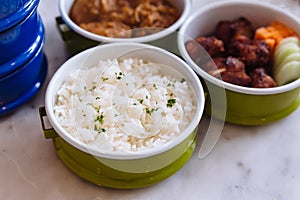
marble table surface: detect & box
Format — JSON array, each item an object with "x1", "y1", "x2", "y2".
[{"x1": 1, "y1": 0, "x2": 300, "y2": 199}]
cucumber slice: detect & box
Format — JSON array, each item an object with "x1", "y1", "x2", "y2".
[
  {"x1": 274, "y1": 52, "x2": 300, "y2": 75},
  {"x1": 276, "y1": 37, "x2": 300, "y2": 48},
  {"x1": 274, "y1": 42, "x2": 299, "y2": 57},
  {"x1": 274, "y1": 61, "x2": 300, "y2": 85},
  {"x1": 275, "y1": 37, "x2": 300, "y2": 51},
  {"x1": 274, "y1": 44, "x2": 300, "y2": 68}
]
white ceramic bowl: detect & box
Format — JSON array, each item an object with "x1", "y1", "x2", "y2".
[
  {"x1": 59, "y1": 0, "x2": 191, "y2": 43},
  {"x1": 178, "y1": 0, "x2": 300, "y2": 125},
  {"x1": 43, "y1": 43, "x2": 205, "y2": 188}
]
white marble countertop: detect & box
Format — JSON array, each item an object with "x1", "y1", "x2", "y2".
[{"x1": 1, "y1": 0, "x2": 300, "y2": 199}]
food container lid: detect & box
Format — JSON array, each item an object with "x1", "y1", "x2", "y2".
[{"x1": 0, "y1": 0, "x2": 40, "y2": 32}]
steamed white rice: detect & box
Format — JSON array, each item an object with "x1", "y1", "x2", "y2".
[{"x1": 54, "y1": 58, "x2": 197, "y2": 153}]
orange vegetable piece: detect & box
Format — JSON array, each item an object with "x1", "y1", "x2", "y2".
[
  {"x1": 265, "y1": 38, "x2": 276, "y2": 53},
  {"x1": 270, "y1": 21, "x2": 296, "y2": 37},
  {"x1": 254, "y1": 21, "x2": 299, "y2": 54}
]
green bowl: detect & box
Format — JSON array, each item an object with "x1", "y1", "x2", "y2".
[
  {"x1": 202, "y1": 79, "x2": 300, "y2": 125},
  {"x1": 39, "y1": 114, "x2": 197, "y2": 189},
  {"x1": 41, "y1": 43, "x2": 205, "y2": 189},
  {"x1": 178, "y1": 1, "x2": 300, "y2": 125},
  {"x1": 54, "y1": 133, "x2": 197, "y2": 189}
]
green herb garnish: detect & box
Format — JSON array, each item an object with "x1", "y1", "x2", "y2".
[
  {"x1": 167, "y1": 98, "x2": 176, "y2": 108},
  {"x1": 146, "y1": 107, "x2": 159, "y2": 115},
  {"x1": 94, "y1": 125, "x2": 106, "y2": 133},
  {"x1": 94, "y1": 106, "x2": 101, "y2": 113},
  {"x1": 95, "y1": 112, "x2": 105, "y2": 124},
  {"x1": 100, "y1": 128, "x2": 106, "y2": 133},
  {"x1": 89, "y1": 85, "x2": 96, "y2": 91},
  {"x1": 138, "y1": 99, "x2": 143, "y2": 104},
  {"x1": 101, "y1": 77, "x2": 109, "y2": 82},
  {"x1": 115, "y1": 72, "x2": 124, "y2": 80}
]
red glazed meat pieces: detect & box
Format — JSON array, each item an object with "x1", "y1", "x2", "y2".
[
  {"x1": 250, "y1": 68, "x2": 277, "y2": 88},
  {"x1": 205, "y1": 56, "x2": 252, "y2": 86},
  {"x1": 196, "y1": 36, "x2": 225, "y2": 57},
  {"x1": 215, "y1": 17, "x2": 254, "y2": 45},
  {"x1": 228, "y1": 35, "x2": 272, "y2": 70},
  {"x1": 220, "y1": 56, "x2": 252, "y2": 86},
  {"x1": 185, "y1": 17, "x2": 278, "y2": 88}
]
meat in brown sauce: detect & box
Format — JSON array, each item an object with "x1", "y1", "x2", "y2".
[{"x1": 69, "y1": 0, "x2": 179, "y2": 38}]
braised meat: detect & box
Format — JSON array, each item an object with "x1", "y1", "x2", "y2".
[
  {"x1": 228, "y1": 35, "x2": 272, "y2": 71},
  {"x1": 185, "y1": 40, "x2": 215, "y2": 66},
  {"x1": 203, "y1": 57, "x2": 252, "y2": 86},
  {"x1": 215, "y1": 17, "x2": 254, "y2": 45},
  {"x1": 185, "y1": 40, "x2": 202, "y2": 65},
  {"x1": 250, "y1": 68, "x2": 277, "y2": 88},
  {"x1": 185, "y1": 17, "x2": 277, "y2": 88},
  {"x1": 202, "y1": 57, "x2": 226, "y2": 77},
  {"x1": 80, "y1": 21, "x2": 132, "y2": 38},
  {"x1": 69, "y1": 0, "x2": 179, "y2": 38},
  {"x1": 69, "y1": 0, "x2": 101, "y2": 24},
  {"x1": 196, "y1": 36, "x2": 225, "y2": 57}
]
